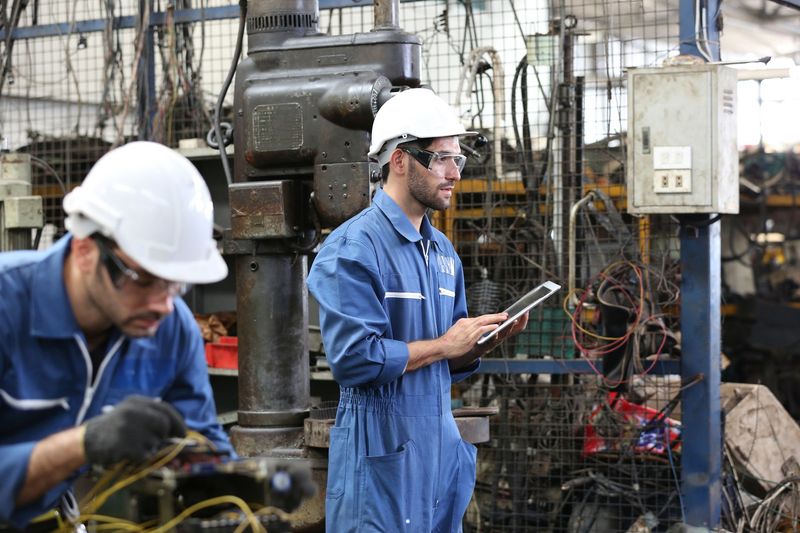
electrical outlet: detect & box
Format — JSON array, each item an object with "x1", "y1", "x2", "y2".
[
  {"x1": 653, "y1": 170, "x2": 692, "y2": 194},
  {"x1": 654, "y1": 172, "x2": 671, "y2": 193},
  {"x1": 671, "y1": 170, "x2": 691, "y2": 193}
]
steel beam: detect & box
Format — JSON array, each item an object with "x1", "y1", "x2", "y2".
[
  {"x1": 0, "y1": 6, "x2": 237, "y2": 41},
  {"x1": 679, "y1": 220, "x2": 722, "y2": 529},
  {"x1": 0, "y1": 0, "x2": 416, "y2": 41},
  {"x1": 476, "y1": 358, "x2": 680, "y2": 375},
  {"x1": 679, "y1": 0, "x2": 721, "y2": 60},
  {"x1": 677, "y1": 0, "x2": 724, "y2": 527}
]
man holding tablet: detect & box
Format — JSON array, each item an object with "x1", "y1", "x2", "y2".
[
  {"x1": 477, "y1": 281, "x2": 561, "y2": 345},
  {"x1": 308, "y1": 88, "x2": 530, "y2": 532}
]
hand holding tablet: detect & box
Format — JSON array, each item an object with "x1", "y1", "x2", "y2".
[{"x1": 476, "y1": 280, "x2": 561, "y2": 345}]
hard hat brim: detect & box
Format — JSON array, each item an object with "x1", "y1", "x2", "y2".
[{"x1": 136, "y1": 242, "x2": 229, "y2": 285}]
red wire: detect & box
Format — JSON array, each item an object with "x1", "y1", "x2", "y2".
[{"x1": 570, "y1": 262, "x2": 669, "y2": 387}]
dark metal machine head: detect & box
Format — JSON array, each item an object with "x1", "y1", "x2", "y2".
[{"x1": 232, "y1": 0, "x2": 421, "y2": 230}]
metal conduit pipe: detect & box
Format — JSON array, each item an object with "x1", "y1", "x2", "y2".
[
  {"x1": 455, "y1": 47, "x2": 506, "y2": 181},
  {"x1": 373, "y1": 0, "x2": 400, "y2": 30},
  {"x1": 568, "y1": 190, "x2": 596, "y2": 307}
]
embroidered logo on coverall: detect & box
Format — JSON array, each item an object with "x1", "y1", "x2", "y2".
[{"x1": 437, "y1": 255, "x2": 455, "y2": 276}]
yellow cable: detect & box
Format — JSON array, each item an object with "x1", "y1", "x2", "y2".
[
  {"x1": 79, "y1": 462, "x2": 131, "y2": 508},
  {"x1": 144, "y1": 495, "x2": 264, "y2": 533},
  {"x1": 562, "y1": 289, "x2": 622, "y2": 342},
  {"x1": 77, "y1": 514, "x2": 145, "y2": 531},
  {"x1": 253, "y1": 505, "x2": 293, "y2": 521},
  {"x1": 186, "y1": 429, "x2": 218, "y2": 451},
  {"x1": 79, "y1": 434, "x2": 260, "y2": 532},
  {"x1": 80, "y1": 439, "x2": 189, "y2": 517},
  {"x1": 237, "y1": 505, "x2": 300, "y2": 533}
]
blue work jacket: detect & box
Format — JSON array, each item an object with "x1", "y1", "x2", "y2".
[
  {"x1": 308, "y1": 190, "x2": 479, "y2": 532},
  {"x1": 0, "y1": 235, "x2": 232, "y2": 527}
]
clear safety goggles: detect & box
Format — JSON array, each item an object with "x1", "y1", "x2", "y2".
[
  {"x1": 94, "y1": 237, "x2": 188, "y2": 297},
  {"x1": 402, "y1": 147, "x2": 467, "y2": 174}
]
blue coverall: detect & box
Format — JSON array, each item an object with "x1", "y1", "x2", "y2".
[
  {"x1": 308, "y1": 190, "x2": 479, "y2": 533},
  {"x1": 0, "y1": 235, "x2": 233, "y2": 528}
]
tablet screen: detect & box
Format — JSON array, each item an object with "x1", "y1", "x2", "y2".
[{"x1": 476, "y1": 280, "x2": 561, "y2": 345}]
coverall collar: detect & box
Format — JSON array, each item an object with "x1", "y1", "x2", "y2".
[
  {"x1": 29, "y1": 235, "x2": 82, "y2": 339},
  {"x1": 373, "y1": 189, "x2": 439, "y2": 246}
]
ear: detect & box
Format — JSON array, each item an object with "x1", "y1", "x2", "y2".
[
  {"x1": 70, "y1": 237, "x2": 99, "y2": 274},
  {"x1": 388, "y1": 148, "x2": 408, "y2": 176}
]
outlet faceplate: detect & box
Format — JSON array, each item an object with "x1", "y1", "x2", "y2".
[{"x1": 653, "y1": 170, "x2": 692, "y2": 194}]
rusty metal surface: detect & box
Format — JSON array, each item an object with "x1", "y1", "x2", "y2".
[
  {"x1": 229, "y1": 181, "x2": 301, "y2": 239},
  {"x1": 304, "y1": 418, "x2": 334, "y2": 449},
  {"x1": 234, "y1": 254, "x2": 310, "y2": 427},
  {"x1": 304, "y1": 414, "x2": 491, "y2": 448},
  {"x1": 289, "y1": 465, "x2": 327, "y2": 532},
  {"x1": 231, "y1": 426, "x2": 306, "y2": 457},
  {"x1": 312, "y1": 161, "x2": 371, "y2": 227}
]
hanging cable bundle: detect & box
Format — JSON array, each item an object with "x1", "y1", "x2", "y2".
[
  {"x1": 467, "y1": 266, "x2": 506, "y2": 317},
  {"x1": 565, "y1": 260, "x2": 680, "y2": 388}
]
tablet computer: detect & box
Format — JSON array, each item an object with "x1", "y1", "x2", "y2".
[{"x1": 476, "y1": 280, "x2": 561, "y2": 345}]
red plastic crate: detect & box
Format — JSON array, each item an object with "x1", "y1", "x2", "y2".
[{"x1": 205, "y1": 336, "x2": 238, "y2": 369}]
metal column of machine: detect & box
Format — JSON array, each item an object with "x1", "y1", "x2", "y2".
[{"x1": 227, "y1": 0, "x2": 421, "y2": 457}]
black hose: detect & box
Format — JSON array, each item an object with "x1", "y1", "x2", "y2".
[
  {"x1": 521, "y1": 59, "x2": 534, "y2": 187},
  {"x1": 213, "y1": 0, "x2": 247, "y2": 186},
  {"x1": 511, "y1": 56, "x2": 531, "y2": 185}
]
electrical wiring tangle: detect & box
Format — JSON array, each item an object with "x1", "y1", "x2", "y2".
[
  {"x1": 564, "y1": 260, "x2": 679, "y2": 387},
  {"x1": 149, "y1": 0, "x2": 209, "y2": 145},
  {"x1": 151, "y1": 5, "x2": 179, "y2": 144},
  {"x1": 746, "y1": 476, "x2": 800, "y2": 532},
  {"x1": 76, "y1": 433, "x2": 194, "y2": 519},
  {"x1": 65, "y1": 430, "x2": 293, "y2": 532},
  {"x1": 112, "y1": 2, "x2": 151, "y2": 147}
]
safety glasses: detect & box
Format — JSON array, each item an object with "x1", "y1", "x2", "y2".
[
  {"x1": 94, "y1": 237, "x2": 187, "y2": 297},
  {"x1": 402, "y1": 147, "x2": 467, "y2": 174}
]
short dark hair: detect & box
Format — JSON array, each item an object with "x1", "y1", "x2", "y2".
[{"x1": 380, "y1": 137, "x2": 436, "y2": 182}]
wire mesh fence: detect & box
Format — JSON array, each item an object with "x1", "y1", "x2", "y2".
[
  {"x1": 1, "y1": 0, "x2": 241, "y2": 240},
  {"x1": 1, "y1": 0, "x2": 690, "y2": 530},
  {"x1": 462, "y1": 377, "x2": 684, "y2": 532}
]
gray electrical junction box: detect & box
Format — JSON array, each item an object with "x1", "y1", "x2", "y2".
[{"x1": 626, "y1": 64, "x2": 739, "y2": 214}]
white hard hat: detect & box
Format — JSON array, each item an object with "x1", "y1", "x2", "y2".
[
  {"x1": 63, "y1": 141, "x2": 228, "y2": 285},
  {"x1": 368, "y1": 88, "x2": 476, "y2": 167}
]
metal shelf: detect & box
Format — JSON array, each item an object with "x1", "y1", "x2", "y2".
[{"x1": 476, "y1": 357, "x2": 680, "y2": 375}]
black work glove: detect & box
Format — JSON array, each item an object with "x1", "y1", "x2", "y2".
[{"x1": 83, "y1": 395, "x2": 187, "y2": 466}]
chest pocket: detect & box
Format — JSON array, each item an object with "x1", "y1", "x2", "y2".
[
  {"x1": 433, "y1": 249, "x2": 457, "y2": 332},
  {"x1": 382, "y1": 273, "x2": 425, "y2": 341},
  {"x1": 437, "y1": 274, "x2": 456, "y2": 332}
]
